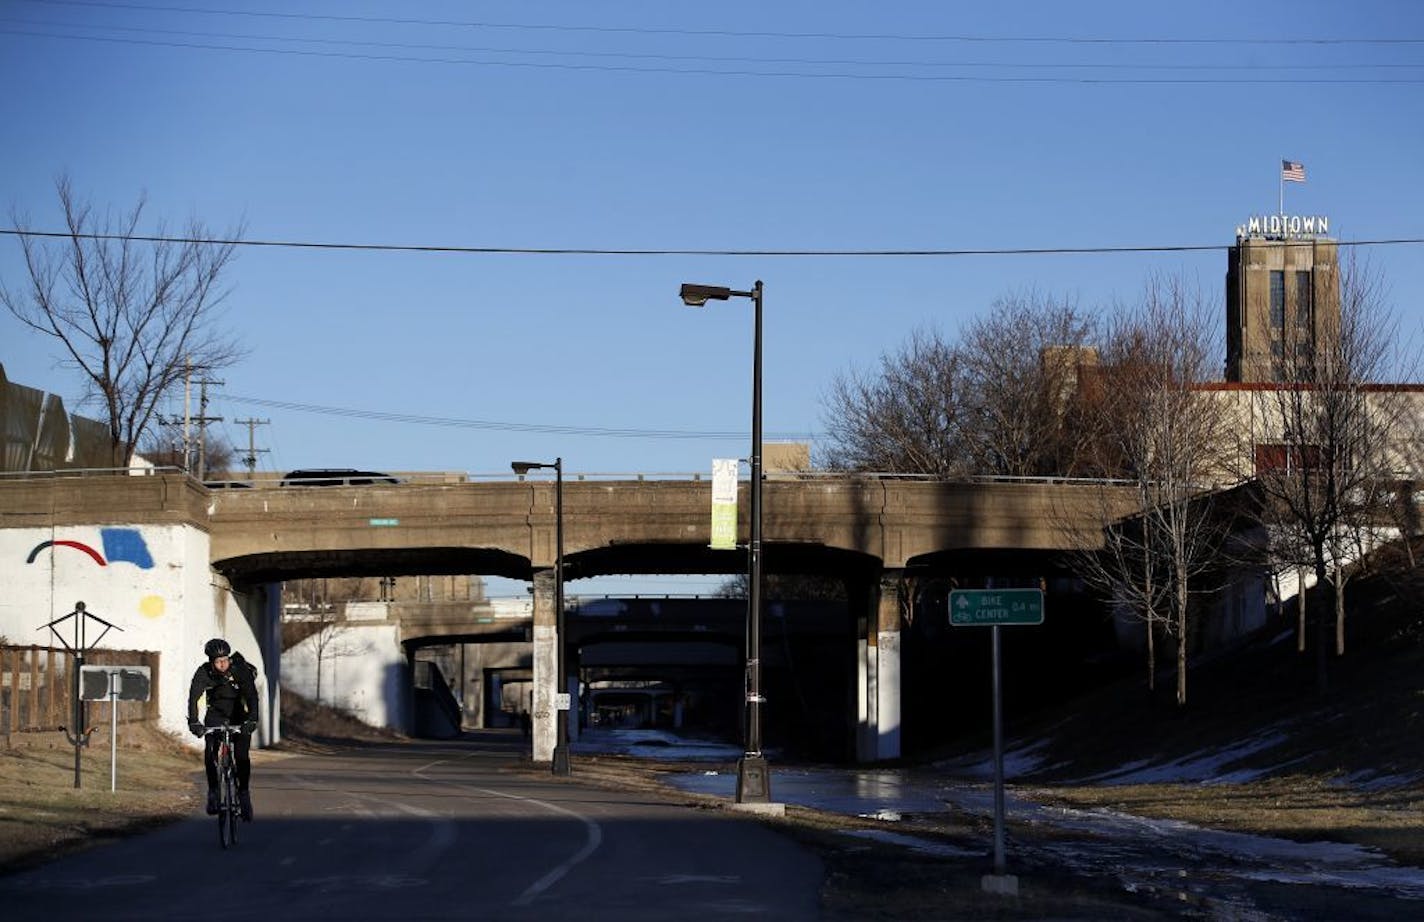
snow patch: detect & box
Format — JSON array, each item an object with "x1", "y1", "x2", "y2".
[{"x1": 1076, "y1": 732, "x2": 1290, "y2": 785}]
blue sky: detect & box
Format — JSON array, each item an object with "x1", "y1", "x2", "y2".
[{"x1": 4, "y1": 1, "x2": 1423, "y2": 593}]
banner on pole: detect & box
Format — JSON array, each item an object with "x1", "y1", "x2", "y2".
[{"x1": 710, "y1": 459, "x2": 739, "y2": 550}]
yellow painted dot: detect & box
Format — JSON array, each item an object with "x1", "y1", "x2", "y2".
[{"x1": 138, "y1": 595, "x2": 165, "y2": 619}]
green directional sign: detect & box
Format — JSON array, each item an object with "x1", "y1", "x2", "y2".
[{"x1": 949, "y1": 589, "x2": 1044, "y2": 626}]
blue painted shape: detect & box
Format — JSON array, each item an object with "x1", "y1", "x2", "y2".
[{"x1": 100, "y1": 528, "x2": 154, "y2": 569}]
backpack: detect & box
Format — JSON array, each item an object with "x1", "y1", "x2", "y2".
[{"x1": 230, "y1": 651, "x2": 259, "y2": 683}]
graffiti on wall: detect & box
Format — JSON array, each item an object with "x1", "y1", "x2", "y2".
[{"x1": 24, "y1": 527, "x2": 165, "y2": 619}]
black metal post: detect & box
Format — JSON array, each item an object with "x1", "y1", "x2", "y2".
[
  {"x1": 72, "y1": 607, "x2": 85, "y2": 789},
  {"x1": 677, "y1": 280, "x2": 772, "y2": 804},
  {"x1": 551, "y1": 457, "x2": 570, "y2": 776},
  {"x1": 737, "y1": 281, "x2": 770, "y2": 804},
  {"x1": 991, "y1": 623, "x2": 1006, "y2": 875}
]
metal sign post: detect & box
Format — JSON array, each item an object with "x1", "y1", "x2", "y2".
[
  {"x1": 36, "y1": 601, "x2": 123, "y2": 789},
  {"x1": 80, "y1": 665, "x2": 151, "y2": 792},
  {"x1": 949, "y1": 588, "x2": 1044, "y2": 896}
]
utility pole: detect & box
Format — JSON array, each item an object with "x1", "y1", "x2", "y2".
[
  {"x1": 234, "y1": 417, "x2": 270, "y2": 481},
  {"x1": 182, "y1": 358, "x2": 192, "y2": 472},
  {"x1": 193, "y1": 375, "x2": 224, "y2": 480}
]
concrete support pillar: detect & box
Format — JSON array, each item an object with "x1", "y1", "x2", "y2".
[
  {"x1": 530, "y1": 568, "x2": 558, "y2": 762},
  {"x1": 855, "y1": 570, "x2": 903, "y2": 762},
  {"x1": 258, "y1": 582, "x2": 283, "y2": 745}
]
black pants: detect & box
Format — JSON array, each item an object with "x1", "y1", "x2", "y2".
[{"x1": 204, "y1": 730, "x2": 252, "y2": 793}]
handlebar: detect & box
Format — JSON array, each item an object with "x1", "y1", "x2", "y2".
[{"x1": 202, "y1": 724, "x2": 243, "y2": 736}]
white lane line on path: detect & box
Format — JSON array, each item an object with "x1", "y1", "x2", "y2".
[
  {"x1": 276, "y1": 770, "x2": 456, "y2": 870},
  {"x1": 411, "y1": 756, "x2": 603, "y2": 908}
]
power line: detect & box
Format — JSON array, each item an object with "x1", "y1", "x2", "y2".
[
  {"x1": 7, "y1": 27, "x2": 1424, "y2": 85},
  {"x1": 4, "y1": 228, "x2": 1422, "y2": 259},
  {"x1": 22, "y1": 0, "x2": 1424, "y2": 46},
  {"x1": 221, "y1": 395, "x2": 821, "y2": 441},
  {"x1": 7, "y1": 16, "x2": 1423, "y2": 75}
]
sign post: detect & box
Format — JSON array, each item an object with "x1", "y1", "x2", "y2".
[
  {"x1": 36, "y1": 602, "x2": 123, "y2": 789},
  {"x1": 949, "y1": 588, "x2": 1043, "y2": 896},
  {"x1": 80, "y1": 665, "x2": 151, "y2": 792}
]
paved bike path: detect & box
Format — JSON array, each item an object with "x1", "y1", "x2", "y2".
[{"x1": 1, "y1": 740, "x2": 823, "y2": 920}]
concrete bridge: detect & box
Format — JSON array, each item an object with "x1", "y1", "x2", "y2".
[{"x1": 0, "y1": 472, "x2": 1137, "y2": 761}]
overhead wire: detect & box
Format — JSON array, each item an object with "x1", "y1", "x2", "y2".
[
  {"x1": 4, "y1": 16, "x2": 1422, "y2": 75},
  {"x1": 220, "y1": 395, "x2": 820, "y2": 441},
  {"x1": 7, "y1": 1, "x2": 1424, "y2": 85},
  {"x1": 20, "y1": 0, "x2": 1424, "y2": 46},
  {"x1": 5, "y1": 25, "x2": 1421, "y2": 84},
  {"x1": 3, "y1": 228, "x2": 1422, "y2": 258}
]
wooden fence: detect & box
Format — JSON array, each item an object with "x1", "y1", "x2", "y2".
[{"x1": 0, "y1": 645, "x2": 160, "y2": 745}]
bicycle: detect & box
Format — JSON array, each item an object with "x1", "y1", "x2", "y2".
[{"x1": 204, "y1": 724, "x2": 242, "y2": 848}]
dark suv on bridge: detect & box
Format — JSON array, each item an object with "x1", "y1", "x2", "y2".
[{"x1": 279, "y1": 468, "x2": 402, "y2": 486}]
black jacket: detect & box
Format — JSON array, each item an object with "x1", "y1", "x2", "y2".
[{"x1": 187, "y1": 653, "x2": 259, "y2": 727}]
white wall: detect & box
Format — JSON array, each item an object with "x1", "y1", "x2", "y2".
[
  {"x1": 281, "y1": 623, "x2": 409, "y2": 732},
  {"x1": 0, "y1": 523, "x2": 264, "y2": 744}
]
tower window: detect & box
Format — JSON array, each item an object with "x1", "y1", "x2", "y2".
[
  {"x1": 1295, "y1": 270, "x2": 1313, "y2": 325},
  {"x1": 1269, "y1": 271, "x2": 1286, "y2": 329}
]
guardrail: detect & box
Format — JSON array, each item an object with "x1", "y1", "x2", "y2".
[
  {"x1": 200, "y1": 470, "x2": 1141, "y2": 488},
  {"x1": 0, "y1": 466, "x2": 185, "y2": 479},
  {"x1": 1, "y1": 466, "x2": 1141, "y2": 488}
]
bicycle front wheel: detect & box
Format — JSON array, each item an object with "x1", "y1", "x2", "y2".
[{"x1": 222, "y1": 769, "x2": 239, "y2": 848}]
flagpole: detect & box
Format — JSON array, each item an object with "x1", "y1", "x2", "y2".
[{"x1": 1279, "y1": 159, "x2": 1284, "y2": 217}]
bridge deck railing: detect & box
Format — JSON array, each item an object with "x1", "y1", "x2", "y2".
[{"x1": 0, "y1": 466, "x2": 1145, "y2": 490}]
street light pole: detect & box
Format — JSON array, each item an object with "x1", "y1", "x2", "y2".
[
  {"x1": 512, "y1": 458, "x2": 570, "y2": 776},
  {"x1": 679, "y1": 280, "x2": 771, "y2": 804}
]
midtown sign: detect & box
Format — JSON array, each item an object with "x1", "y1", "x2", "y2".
[{"x1": 1235, "y1": 214, "x2": 1330, "y2": 240}]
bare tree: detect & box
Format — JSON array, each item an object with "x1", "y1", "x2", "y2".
[
  {"x1": 821, "y1": 293, "x2": 1100, "y2": 478},
  {"x1": 283, "y1": 586, "x2": 365, "y2": 709},
  {"x1": 958, "y1": 291, "x2": 1100, "y2": 477},
  {"x1": 822, "y1": 327, "x2": 968, "y2": 475},
  {"x1": 1250, "y1": 253, "x2": 1411, "y2": 691},
  {"x1": 1067, "y1": 275, "x2": 1235, "y2": 705},
  {"x1": 1, "y1": 174, "x2": 245, "y2": 468},
  {"x1": 308, "y1": 611, "x2": 357, "y2": 708}
]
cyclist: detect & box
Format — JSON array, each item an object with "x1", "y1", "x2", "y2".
[{"x1": 187, "y1": 638, "x2": 259, "y2": 820}]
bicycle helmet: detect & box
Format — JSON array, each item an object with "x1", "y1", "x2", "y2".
[{"x1": 204, "y1": 638, "x2": 231, "y2": 660}]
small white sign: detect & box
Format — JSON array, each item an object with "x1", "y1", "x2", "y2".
[
  {"x1": 554, "y1": 693, "x2": 572, "y2": 711},
  {"x1": 711, "y1": 458, "x2": 740, "y2": 504}
]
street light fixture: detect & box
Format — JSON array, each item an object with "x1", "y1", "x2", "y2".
[
  {"x1": 678, "y1": 280, "x2": 771, "y2": 805},
  {"x1": 511, "y1": 457, "x2": 570, "y2": 776}
]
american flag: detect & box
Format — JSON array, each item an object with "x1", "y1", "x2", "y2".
[{"x1": 1282, "y1": 160, "x2": 1306, "y2": 183}]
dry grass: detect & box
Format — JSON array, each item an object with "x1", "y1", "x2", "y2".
[
  {"x1": 1022, "y1": 776, "x2": 1424, "y2": 866},
  {"x1": 0, "y1": 725, "x2": 199, "y2": 871}
]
